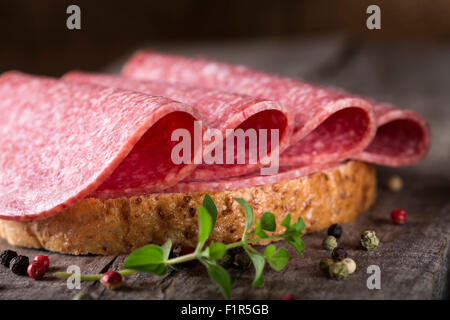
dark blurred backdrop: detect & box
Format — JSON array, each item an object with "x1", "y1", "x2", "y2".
[{"x1": 1, "y1": 0, "x2": 449, "y2": 76}]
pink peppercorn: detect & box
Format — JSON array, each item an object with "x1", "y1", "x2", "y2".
[
  {"x1": 27, "y1": 262, "x2": 46, "y2": 280},
  {"x1": 33, "y1": 255, "x2": 50, "y2": 270},
  {"x1": 100, "y1": 271, "x2": 122, "y2": 290},
  {"x1": 391, "y1": 209, "x2": 408, "y2": 224},
  {"x1": 282, "y1": 293, "x2": 298, "y2": 300}
]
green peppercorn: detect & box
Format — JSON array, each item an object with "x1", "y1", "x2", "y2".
[
  {"x1": 342, "y1": 257, "x2": 356, "y2": 274},
  {"x1": 72, "y1": 292, "x2": 94, "y2": 300},
  {"x1": 322, "y1": 235, "x2": 338, "y2": 251},
  {"x1": 360, "y1": 230, "x2": 380, "y2": 251},
  {"x1": 319, "y1": 258, "x2": 334, "y2": 274},
  {"x1": 329, "y1": 261, "x2": 349, "y2": 280}
]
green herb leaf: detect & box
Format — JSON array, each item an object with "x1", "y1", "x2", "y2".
[
  {"x1": 235, "y1": 198, "x2": 253, "y2": 238},
  {"x1": 285, "y1": 236, "x2": 305, "y2": 256},
  {"x1": 143, "y1": 263, "x2": 167, "y2": 276},
  {"x1": 123, "y1": 244, "x2": 167, "y2": 275},
  {"x1": 124, "y1": 244, "x2": 165, "y2": 265},
  {"x1": 291, "y1": 216, "x2": 306, "y2": 234},
  {"x1": 264, "y1": 244, "x2": 275, "y2": 257},
  {"x1": 265, "y1": 245, "x2": 290, "y2": 271},
  {"x1": 161, "y1": 239, "x2": 172, "y2": 261},
  {"x1": 203, "y1": 194, "x2": 218, "y2": 227},
  {"x1": 197, "y1": 205, "x2": 213, "y2": 245},
  {"x1": 281, "y1": 215, "x2": 306, "y2": 256},
  {"x1": 255, "y1": 220, "x2": 268, "y2": 239},
  {"x1": 207, "y1": 242, "x2": 227, "y2": 260},
  {"x1": 246, "y1": 251, "x2": 265, "y2": 287},
  {"x1": 206, "y1": 262, "x2": 232, "y2": 300},
  {"x1": 281, "y1": 214, "x2": 291, "y2": 229},
  {"x1": 260, "y1": 212, "x2": 276, "y2": 231}
]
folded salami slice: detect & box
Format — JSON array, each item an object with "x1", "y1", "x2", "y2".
[
  {"x1": 123, "y1": 51, "x2": 430, "y2": 166},
  {"x1": 63, "y1": 71, "x2": 292, "y2": 180},
  {"x1": 0, "y1": 72, "x2": 200, "y2": 220},
  {"x1": 66, "y1": 71, "x2": 376, "y2": 178}
]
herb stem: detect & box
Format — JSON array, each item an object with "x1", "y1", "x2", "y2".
[
  {"x1": 220, "y1": 234, "x2": 285, "y2": 251},
  {"x1": 224, "y1": 241, "x2": 245, "y2": 250},
  {"x1": 53, "y1": 272, "x2": 102, "y2": 281},
  {"x1": 118, "y1": 269, "x2": 137, "y2": 276},
  {"x1": 247, "y1": 234, "x2": 285, "y2": 244},
  {"x1": 53, "y1": 269, "x2": 137, "y2": 281},
  {"x1": 165, "y1": 252, "x2": 197, "y2": 265}
]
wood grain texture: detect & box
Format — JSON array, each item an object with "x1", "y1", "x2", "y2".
[{"x1": 0, "y1": 37, "x2": 448, "y2": 300}]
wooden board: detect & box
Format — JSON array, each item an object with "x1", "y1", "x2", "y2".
[{"x1": 0, "y1": 37, "x2": 449, "y2": 300}]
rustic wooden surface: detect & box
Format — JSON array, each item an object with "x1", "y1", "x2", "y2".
[{"x1": 0, "y1": 37, "x2": 449, "y2": 300}]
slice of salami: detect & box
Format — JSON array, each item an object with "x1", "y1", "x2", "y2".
[
  {"x1": 123, "y1": 51, "x2": 430, "y2": 166},
  {"x1": 354, "y1": 103, "x2": 430, "y2": 166},
  {"x1": 63, "y1": 71, "x2": 292, "y2": 180},
  {"x1": 0, "y1": 72, "x2": 199, "y2": 220}
]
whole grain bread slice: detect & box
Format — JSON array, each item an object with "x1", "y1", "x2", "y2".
[{"x1": 0, "y1": 161, "x2": 376, "y2": 255}]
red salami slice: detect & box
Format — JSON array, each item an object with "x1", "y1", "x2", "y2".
[
  {"x1": 355, "y1": 103, "x2": 430, "y2": 166},
  {"x1": 123, "y1": 51, "x2": 430, "y2": 167},
  {"x1": 63, "y1": 71, "x2": 292, "y2": 180},
  {"x1": 0, "y1": 72, "x2": 199, "y2": 220}
]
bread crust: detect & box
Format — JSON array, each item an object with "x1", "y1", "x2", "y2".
[{"x1": 0, "y1": 161, "x2": 376, "y2": 255}]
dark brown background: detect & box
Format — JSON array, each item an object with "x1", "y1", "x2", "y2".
[{"x1": 1, "y1": 0, "x2": 450, "y2": 76}]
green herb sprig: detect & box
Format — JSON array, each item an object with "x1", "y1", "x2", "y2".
[{"x1": 54, "y1": 194, "x2": 306, "y2": 299}]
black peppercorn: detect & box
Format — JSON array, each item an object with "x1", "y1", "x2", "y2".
[
  {"x1": 233, "y1": 251, "x2": 251, "y2": 270},
  {"x1": 218, "y1": 252, "x2": 234, "y2": 268},
  {"x1": 331, "y1": 247, "x2": 347, "y2": 261},
  {"x1": 223, "y1": 247, "x2": 251, "y2": 270},
  {"x1": 0, "y1": 250, "x2": 18, "y2": 267},
  {"x1": 218, "y1": 247, "x2": 242, "y2": 268},
  {"x1": 9, "y1": 255, "x2": 29, "y2": 275},
  {"x1": 327, "y1": 224, "x2": 342, "y2": 239}
]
